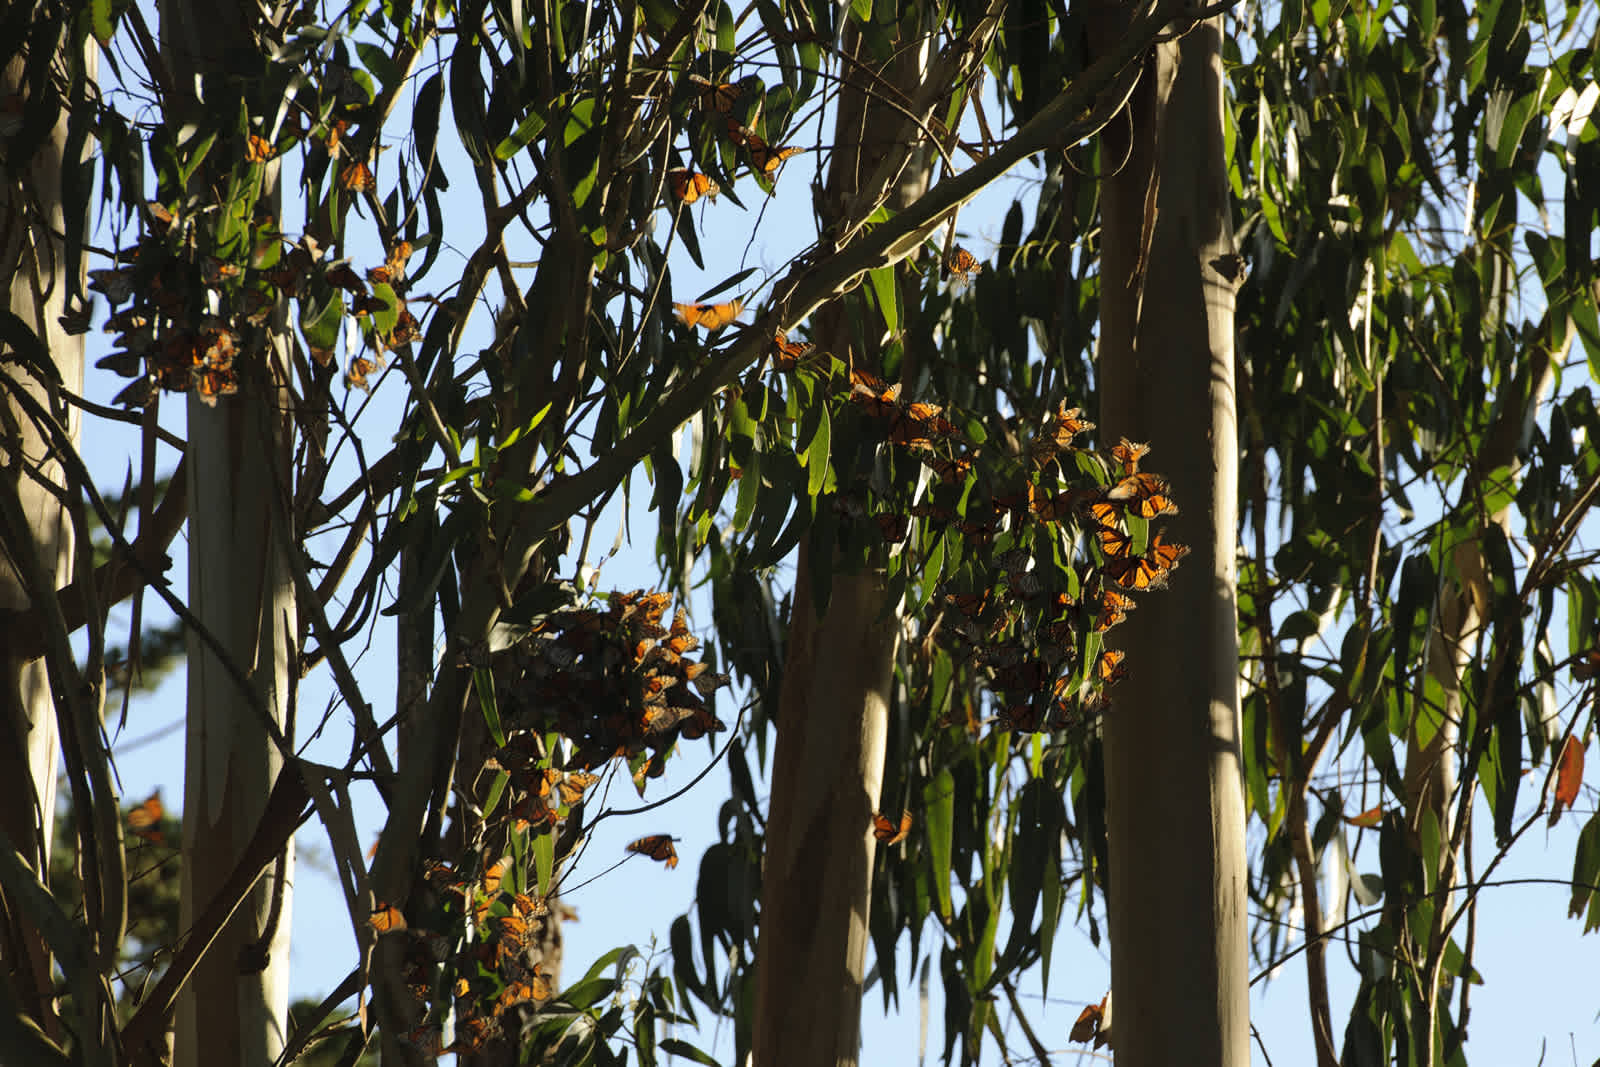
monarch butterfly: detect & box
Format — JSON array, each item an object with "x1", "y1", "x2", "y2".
[
  {"x1": 665, "y1": 607, "x2": 700, "y2": 654},
  {"x1": 555, "y1": 770, "x2": 600, "y2": 806},
  {"x1": 875, "y1": 512, "x2": 910, "y2": 543},
  {"x1": 997, "y1": 702, "x2": 1047, "y2": 733},
  {"x1": 193, "y1": 365, "x2": 239, "y2": 406},
  {"x1": 772, "y1": 331, "x2": 813, "y2": 369},
  {"x1": 127, "y1": 791, "x2": 164, "y2": 843},
  {"x1": 1103, "y1": 532, "x2": 1188, "y2": 590},
  {"x1": 513, "y1": 892, "x2": 549, "y2": 918},
  {"x1": 923, "y1": 453, "x2": 974, "y2": 484},
  {"x1": 673, "y1": 299, "x2": 744, "y2": 330},
  {"x1": 1049, "y1": 405, "x2": 1095, "y2": 449},
  {"x1": 482, "y1": 855, "x2": 513, "y2": 895},
  {"x1": 872, "y1": 809, "x2": 913, "y2": 845},
  {"x1": 1028, "y1": 483, "x2": 1074, "y2": 523},
  {"x1": 1095, "y1": 589, "x2": 1137, "y2": 631},
  {"x1": 496, "y1": 972, "x2": 554, "y2": 1014},
  {"x1": 686, "y1": 73, "x2": 740, "y2": 115},
  {"x1": 1145, "y1": 531, "x2": 1189, "y2": 572},
  {"x1": 1070, "y1": 995, "x2": 1109, "y2": 1046},
  {"x1": 346, "y1": 353, "x2": 383, "y2": 391},
  {"x1": 627, "y1": 834, "x2": 680, "y2": 868},
  {"x1": 850, "y1": 379, "x2": 902, "y2": 418},
  {"x1": 887, "y1": 402, "x2": 960, "y2": 448},
  {"x1": 1095, "y1": 648, "x2": 1128, "y2": 684},
  {"x1": 338, "y1": 162, "x2": 375, "y2": 192},
  {"x1": 1095, "y1": 522, "x2": 1134, "y2": 559},
  {"x1": 1105, "y1": 471, "x2": 1177, "y2": 519},
  {"x1": 730, "y1": 125, "x2": 803, "y2": 175},
  {"x1": 369, "y1": 902, "x2": 407, "y2": 934},
  {"x1": 667, "y1": 168, "x2": 719, "y2": 204},
  {"x1": 945, "y1": 245, "x2": 983, "y2": 281},
  {"x1": 1109, "y1": 437, "x2": 1151, "y2": 473}
]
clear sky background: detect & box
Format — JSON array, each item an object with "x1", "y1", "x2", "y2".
[{"x1": 73, "y1": 13, "x2": 1600, "y2": 1064}]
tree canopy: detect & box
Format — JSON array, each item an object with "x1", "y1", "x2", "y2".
[{"x1": 2, "y1": 0, "x2": 1599, "y2": 1063}]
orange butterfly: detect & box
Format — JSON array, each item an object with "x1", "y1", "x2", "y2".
[
  {"x1": 887, "y1": 402, "x2": 960, "y2": 449},
  {"x1": 729, "y1": 125, "x2": 803, "y2": 175},
  {"x1": 1145, "y1": 531, "x2": 1189, "y2": 572},
  {"x1": 346, "y1": 353, "x2": 384, "y2": 391},
  {"x1": 1095, "y1": 648, "x2": 1128, "y2": 684},
  {"x1": 1095, "y1": 522, "x2": 1134, "y2": 559},
  {"x1": 1048, "y1": 405, "x2": 1095, "y2": 449},
  {"x1": 1110, "y1": 437, "x2": 1151, "y2": 473},
  {"x1": 338, "y1": 162, "x2": 375, "y2": 192},
  {"x1": 674, "y1": 299, "x2": 744, "y2": 330},
  {"x1": 667, "y1": 168, "x2": 719, "y2": 204},
  {"x1": 127, "y1": 790, "x2": 164, "y2": 843},
  {"x1": 1103, "y1": 532, "x2": 1188, "y2": 590},
  {"x1": 1105, "y1": 471, "x2": 1177, "y2": 519},
  {"x1": 627, "y1": 834, "x2": 679, "y2": 868},
  {"x1": 945, "y1": 245, "x2": 982, "y2": 281},
  {"x1": 872, "y1": 809, "x2": 912, "y2": 845},
  {"x1": 482, "y1": 855, "x2": 513, "y2": 896},
  {"x1": 1095, "y1": 589, "x2": 1137, "y2": 631},
  {"x1": 369, "y1": 902, "x2": 407, "y2": 934},
  {"x1": 687, "y1": 74, "x2": 740, "y2": 115},
  {"x1": 772, "y1": 331, "x2": 813, "y2": 369}
]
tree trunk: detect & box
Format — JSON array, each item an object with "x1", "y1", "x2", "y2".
[
  {"x1": 751, "y1": 19, "x2": 931, "y2": 1066},
  {"x1": 159, "y1": 6, "x2": 298, "y2": 1064},
  {"x1": 0, "y1": 49, "x2": 86, "y2": 1045},
  {"x1": 1093, "y1": 12, "x2": 1249, "y2": 1066}
]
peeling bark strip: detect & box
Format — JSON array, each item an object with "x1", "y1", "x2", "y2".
[
  {"x1": 1, "y1": 43, "x2": 91, "y2": 1054},
  {"x1": 1093, "y1": 8, "x2": 1250, "y2": 1066}
]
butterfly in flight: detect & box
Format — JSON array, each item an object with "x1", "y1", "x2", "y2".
[
  {"x1": 674, "y1": 299, "x2": 744, "y2": 330},
  {"x1": 627, "y1": 834, "x2": 680, "y2": 868}
]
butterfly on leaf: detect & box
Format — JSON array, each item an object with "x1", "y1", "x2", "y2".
[
  {"x1": 872, "y1": 809, "x2": 913, "y2": 846},
  {"x1": 667, "y1": 168, "x2": 719, "y2": 204},
  {"x1": 674, "y1": 299, "x2": 744, "y2": 330},
  {"x1": 627, "y1": 834, "x2": 680, "y2": 868}
]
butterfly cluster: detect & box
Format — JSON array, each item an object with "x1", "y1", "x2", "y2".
[
  {"x1": 90, "y1": 199, "x2": 420, "y2": 404},
  {"x1": 491, "y1": 591, "x2": 731, "y2": 773},
  {"x1": 381, "y1": 855, "x2": 562, "y2": 1056},
  {"x1": 803, "y1": 385, "x2": 1187, "y2": 735}
]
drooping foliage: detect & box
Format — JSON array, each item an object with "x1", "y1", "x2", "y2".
[{"x1": 3, "y1": 0, "x2": 1597, "y2": 1062}]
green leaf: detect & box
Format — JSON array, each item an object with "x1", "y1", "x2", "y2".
[
  {"x1": 867, "y1": 264, "x2": 899, "y2": 334},
  {"x1": 659, "y1": 1039, "x2": 721, "y2": 1066},
  {"x1": 493, "y1": 108, "x2": 547, "y2": 161},
  {"x1": 926, "y1": 769, "x2": 954, "y2": 920},
  {"x1": 472, "y1": 666, "x2": 507, "y2": 748},
  {"x1": 805, "y1": 403, "x2": 831, "y2": 497}
]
